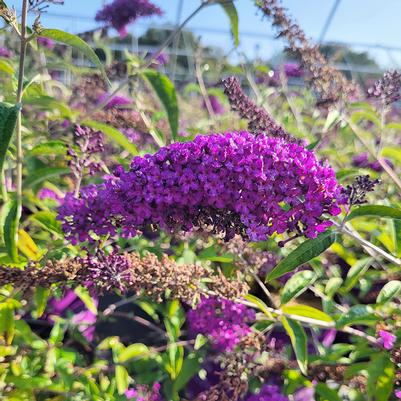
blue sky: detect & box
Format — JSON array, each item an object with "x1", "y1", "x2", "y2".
[{"x1": 5, "y1": 0, "x2": 401, "y2": 66}]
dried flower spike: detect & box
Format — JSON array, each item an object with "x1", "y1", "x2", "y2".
[
  {"x1": 255, "y1": 0, "x2": 357, "y2": 105},
  {"x1": 222, "y1": 76, "x2": 297, "y2": 143},
  {"x1": 367, "y1": 70, "x2": 401, "y2": 105}
]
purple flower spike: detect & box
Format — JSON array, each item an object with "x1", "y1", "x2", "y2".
[
  {"x1": 95, "y1": 0, "x2": 163, "y2": 38},
  {"x1": 0, "y1": 47, "x2": 12, "y2": 58},
  {"x1": 203, "y1": 95, "x2": 225, "y2": 115},
  {"x1": 187, "y1": 296, "x2": 255, "y2": 351},
  {"x1": 125, "y1": 383, "x2": 164, "y2": 401},
  {"x1": 378, "y1": 330, "x2": 396, "y2": 350},
  {"x1": 98, "y1": 92, "x2": 132, "y2": 110},
  {"x1": 38, "y1": 37, "x2": 55, "y2": 50},
  {"x1": 58, "y1": 132, "x2": 345, "y2": 244},
  {"x1": 244, "y1": 384, "x2": 289, "y2": 401}
]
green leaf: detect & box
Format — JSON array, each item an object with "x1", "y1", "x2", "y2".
[
  {"x1": 267, "y1": 232, "x2": 335, "y2": 281},
  {"x1": 74, "y1": 286, "x2": 97, "y2": 314},
  {"x1": 0, "y1": 102, "x2": 20, "y2": 185},
  {"x1": 345, "y1": 205, "x2": 401, "y2": 222},
  {"x1": 393, "y1": 219, "x2": 401, "y2": 256},
  {"x1": 325, "y1": 277, "x2": 343, "y2": 298},
  {"x1": 117, "y1": 343, "x2": 149, "y2": 363},
  {"x1": 336, "y1": 305, "x2": 377, "y2": 328},
  {"x1": 343, "y1": 257, "x2": 373, "y2": 293},
  {"x1": 0, "y1": 59, "x2": 14, "y2": 75},
  {"x1": 280, "y1": 270, "x2": 317, "y2": 304},
  {"x1": 376, "y1": 280, "x2": 401, "y2": 304},
  {"x1": 281, "y1": 316, "x2": 308, "y2": 375},
  {"x1": 315, "y1": 382, "x2": 342, "y2": 401},
  {"x1": 29, "y1": 211, "x2": 62, "y2": 236},
  {"x1": 367, "y1": 354, "x2": 394, "y2": 401},
  {"x1": 142, "y1": 70, "x2": 179, "y2": 141},
  {"x1": 23, "y1": 167, "x2": 70, "y2": 188},
  {"x1": 282, "y1": 304, "x2": 334, "y2": 323},
  {"x1": 83, "y1": 120, "x2": 138, "y2": 155},
  {"x1": 33, "y1": 287, "x2": 51, "y2": 319},
  {"x1": 173, "y1": 354, "x2": 202, "y2": 393},
  {"x1": 219, "y1": 1, "x2": 239, "y2": 47},
  {"x1": 0, "y1": 306, "x2": 15, "y2": 345},
  {"x1": 244, "y1": 294, "x2": 274, "y2": 319},
  {"x1": 39, "y1": 29, "x2": 108, "y2": 82},
  {"x1": 2, "y1": 200, "x2": 18, "y2": 262},
  {"x1": 115, "y1": 365, "x2": 129, "y2": 395},
  {"x1": 29, "y1": 140, "x2": 67, "y2": 156}
]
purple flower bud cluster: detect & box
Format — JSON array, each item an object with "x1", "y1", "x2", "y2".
[
  {"x1": 95, "y1": 0, "x2": 163, "y2": 38},
  {"x1": 38, "y1": 187, "x2": 64, "y2": 205},
  {"x1": 83, "y1": 251, "x2": 132, "y2": 293},
  {"x1": 47, "y1": 289, "x2": 97, "y2": 341},
  {"x1": 98, "y1": 92, "x2": 132, "y2": 110},
  {"x1": 243, "y1": 385, "x2": 289, "y2": 401},
  {"x1": 125, "y1": 383, "x2": 164, "y2": 401},
  {"x1": 203, "y1": 95, "x2": 225, "y2": 115},
  {"x1": 352, "y1": 152, "x2": 393, "y2": 172},
  {"x1": 187, "y1": 296, "x2": 255, "y2": 351},
  {"x1": 0, "y1": 47, "x2": 12, "y2": 58},
  {"x1": 37, "y1": 36, "x2": 55, "y2": 50},
  {"x1": 378, "y1": 330, "x2": 397, "y2": 350},
  {"x1": 67, "y1": 125, "x2": 105, "y2": 180},
  {"x1": 58, "y1": 131, "x2": 344, "y2": 244},
  {"x1": 367, "y1": 70, "x2": 401, "y2": 105},
  {"x1": 271, "y1": 63, "x2": 304, "y2": 82}
]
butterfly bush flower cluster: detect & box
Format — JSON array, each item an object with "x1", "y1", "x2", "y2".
[
  {"x1": 378, "y1": 330, "x2": 397, "y2": 350},
  {"x1": 203, "y1": 95, "x2": 225, "y2": 115},
  {"x1": 125, "y1": 383, "x2": 164, "y2": 401},
  {"x1": 59, "y1": 131, "x2": 345, "y2": 244},
  {"x1": 37, "y1": 36, "x2": 55, "y2": 50},
  {"x1": 67, "y1": 125, "x2": 105, "y2": 185},
  {"x1": 0, "y1": 46, "x2": 12, "y2": 58},
  {"x1": 367, "y1": 70, "x2": 401, "y2": 105},
  {"x1": 98, "y1": 93, "x2": 132, "y2": 110},
  {"x1": 187, "y1": 296, "x2": 255, "y2": 351},
  {"x1": 352, "y1": 152, "x2": 393, "y2": 172},
  {"x1": 95, "y1": 0, "x2": 163, "y2": 38},
  {"x1": 244, "y1": 385, "x2": 289, "y2": 401}
]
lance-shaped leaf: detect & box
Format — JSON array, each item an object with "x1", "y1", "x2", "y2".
[
  {"x1": 280, "y1": 270, "x2": 317, "y2": 305},
  {"x1": 267, "y1": 231, "x2": 336, "y2": 281},
  {"x1": 376, "y1": 280, "x2": 401, "y2": 305},
  {"x1": 281, "y1": 316, "x2": 308, "y2": 375},
  {"x1": 0, "y1": 102, "x2": 20, "y2": 185},
  {"x1": 282, "y1": 304, "x2": 334, "y2": 323},
  {"x1": 38, "y1": 29, "x2": 108, "y2": 82},
  {"x1": 142, "y1": 69, "x2": 179, "y2": 142},
  {"x1": 345, "y1": 205, "x2": 401, "y2": 222},
  {"x1": 219, "y1": 1, "x2": 239, "y2": 47},
  {"x1": 1, "y1": 200, "x2": 18, "y2": 262}
]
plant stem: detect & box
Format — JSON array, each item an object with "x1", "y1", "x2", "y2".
[
  {"x1": 240, "y1": 299, "x2": 380, "y2": 346},
  {"x1": 1, "y1": 170, "x2": 8, "y2": 202},
  {"x1": 195, "y1": 49, "x2": 215, "y2": 119},
  {"x1": 333, "y1": 221, "x2": 401, "y2": 266},
  {"x1": 14, "y1": 0, "x2": 28, "y2": 246}
]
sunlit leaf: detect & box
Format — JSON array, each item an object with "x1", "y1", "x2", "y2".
[
  {"x1": 267, "y1": 232, "x2": 335, "y2": 281},
  {"x1": 142, "y1": 69, "x2": 179, "y2": 142}
]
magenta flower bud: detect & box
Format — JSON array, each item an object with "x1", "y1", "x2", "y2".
[{"x1": 378, "y1": 330, "x2": 396, "y2": 350}]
